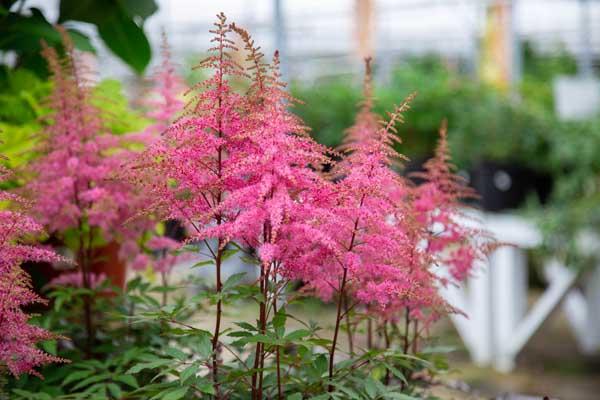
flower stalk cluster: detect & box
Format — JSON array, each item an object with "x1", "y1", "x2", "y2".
[
  {"x1": 133, "y1": 14, "x2": 494, "y2": 398},
  {"x1": 3, "y1": 15, "x2": 495, "y2": 398},
  {"x1": 0, "y1": 156, "x2": 64, "y2": 377}
]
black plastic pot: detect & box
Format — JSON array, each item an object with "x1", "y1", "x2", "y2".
[{"x1": 469, "y1": 160, "x2": 552, "y2": 212}]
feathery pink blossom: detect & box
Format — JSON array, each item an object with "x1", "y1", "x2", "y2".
[
  {"x1": 25, "y1": 29, "x2": 150, "y2": 264},
  {"x1": 0, "y1": 160, "x2": 64, "y2": 377}
]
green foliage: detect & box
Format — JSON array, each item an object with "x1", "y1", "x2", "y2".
[
  {"x1": 291, "y1": 77, "x2": 361, "y2": 148},
  {"x1": 93, "y1": 79, "x2": 150, "y2": 135},
  {"x1": 8, "y1": 274, "x2": 203, "y2": 399},
  {"x1": 0, "y1": 69, "x2": 148, "y2": 171},
  {"x1": 291, "y1": 57, "x2": 556, "y2": 171},
  {"x1": 520, "y1": 41, "x2": 578, "y2": 112},
  {"x1": 1, "y1": 0, "x2": 156, "y2": 76},
  {"x1": 7, "y1": 244, "x2": 447, "y2": 399},
  {"x1": 0, "y1": 67, "x2": 50, "y2": 170}
]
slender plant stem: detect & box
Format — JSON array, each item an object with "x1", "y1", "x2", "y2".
[
  {"x1": 328, "y1": 194, "x2": 365, "y2": 391},
  {"x1": 328, "y1": 265, "x2": 348, "y2": 392},
  {"x1": 160, "y1": 271, "x2": 168, "y2": 307},
  {"x1": 383, "y1": 321, "x2": 391, "y2": 385},
  {"x1": 211, "y1": 242, "x2": 224, "y2": 399},
  {"x1": 251, "y1": 262, "x2": 266, "y2": 399},
  {"x1": 273, "y1": 274, "x2": 283, "y2": 400},
  {"x1": 258, "y1": 261, "x2": 271, "y2": 398},
  {"x1": 77, "y1": 222, "x2": 94, "y2": 358},
  {"x1": 412, "y1": 320, "x2": 419, "y2": 354},
  {"x1": 367, "y1": 314, "x2": 373, "y2": 350},
  {"x1": 343, "y1": 293, "x2": 354, "y2": 355}
]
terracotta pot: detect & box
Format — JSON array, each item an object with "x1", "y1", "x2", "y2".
[{"x1": 91, "y1": 241, "x2": 126, "y2": 290}]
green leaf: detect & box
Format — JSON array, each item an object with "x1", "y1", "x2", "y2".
[
  {"x1": 234, "y1": 321, "x2": 257, "y2": 331},
  {"x1": 0, "y1": 10, "x2": 94, "y2": 54},
  {"x1": 96, "y1": 10, "x2": 151, "y2": 74},
  {"x1": 273, "y1": 307, "x2": 287, "y2": 336},
  {"x1": 62, "y1": 369, "x2": 94, "y2": 386},
  {"x1": 179, "y1": 365, "x2": 199, "y2": 383},
  {"x1": 107, "y1": 383, "x2": 122, "y2": 398},
  {"x1": 384, "y1": 394, "x2": 419, "y2": 400},
  {"x1": 364, "y1": 377, "x2": 378, "y2": 399},
  {"x1": 222, "y1": 272, "x2": 247, "y2": 291},
  {"x1": 66, "y1": 28, "x2": 95, "y2": 52},
  {"x1": 126, "y1": 359, "x2": 171, "y2": 374},
  {"x1": 285, "y1": 329, "x2": 311, "y2": 342},
  {"x1": 71, "y1": 372, "x2": 111, "y2": 391},
  {"x1": 198, "y1": 333, "x2": 212, "y2": 358},
  {"x1": 287, "y1": 394, "x2": 303, "y2": 400},
  {"x1": 59, "y1": 0, "x2": 112, "y2": 24},
  {"x1": 114, "y1": 374, "x2": 139, "y2": 389},
  {"x1": 118, "y1": 0, "x2": 158, "y2": 20},
  {"x1": 221, "y1": 248, "x2": 239, "y2": 261},
  {"x1": 196, "y1": 381, "x2": 215, "y2": 395},
  {"x1": 165, "y1": 347, "x2": 187, "y2": 360},
  {"x1": 191, "y1": 260, "x2": 214, "y2": 269},
  {"x1": 314, "y1": 353, "x2": 328, "y2": 376},
  {"x1": 162, "y1": 387, "x2": 188, "y2": 400}
]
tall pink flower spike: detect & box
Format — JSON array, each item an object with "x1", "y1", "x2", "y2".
[
  {"x1": 0, "y1": 153, "x2": 65, "y2": 377},
  {"x1": 26, "y1": 27, "x2": 151, "y2": 266}
]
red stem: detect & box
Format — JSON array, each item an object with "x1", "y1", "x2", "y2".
[{"x1": 212, "y1": 243, "x2": 223, "y2": 398}]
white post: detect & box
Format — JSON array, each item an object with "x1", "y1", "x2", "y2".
[
  {"x1": 492, "y1": 246, "x2": 528, "y2": 371},
  {"x1": 469, "y1": 259, "x2": 495, "y2": 366},
  {"x1": 584, "y1": 265, "x2": 600, "y2": 352}
]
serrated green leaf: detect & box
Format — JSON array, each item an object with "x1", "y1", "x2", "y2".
[
  {"x1": 126, "y1": 359, "x2": 170, "y2": 374},
  {"x1": 222, "y1": 272, "x2": 246, "y2": 291},
  {"x1": 71, "y1": 372, "x2": 111, "y2": 391},
  {"x1": 285, "y1": 329, "x2": 311, "y2": 342},
  {"x1": 114, "y1": 374, "x2": 138, "y2": 388},
  {"x1": 179, "y1": 365, "x2": 199, "y2": 383},
  {"x1": 162, "y1": 386, "x2": 188, "y2": 400},
  {"x1": 191, "y1": 260, "x2": 213, "y2": 268},
  {"x1": 62, "y1": 369, "x2": 95, "y2": 386},
  {"x1": 165, "y1": 346, "x2": 187, "y2": 360},
  {"x1": 107, "y1": 383, "x2": 122, "y2": 398},
  {"x1": 364, "y1": 377, "x2": 378, "y2": 399}
]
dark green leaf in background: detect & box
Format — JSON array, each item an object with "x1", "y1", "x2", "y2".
[{"x1": 96, "y1": 9, "x2": 151, "y2": 74}]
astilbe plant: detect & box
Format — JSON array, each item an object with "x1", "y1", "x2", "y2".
[
  {"x1": 132, "y1": 16, "x2": 333, "y2": 398},
  {"x1": 24, "y1": 28, "x2": 151, "y2": 355},
  {"x1": 0, "y1": 156, "x2": 64, "y2": 378},
  {"x1": 121, "y1": 16, "x2": 499, "y2": 399},
  {"x1": 139, "y1": 30, "x2": 186, "y2": 143},
  {"x1": 131, "y1": 15, "x2": 248, "y2": 396},
  {"x1": 295, "y1": 58, "x2": 495, "y2": 392}
]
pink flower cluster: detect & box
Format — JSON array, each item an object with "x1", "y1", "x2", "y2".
[
  {"x1": 0, "y1": 162, "x2": 64, "y2": 377},
  {"x1": 47, "y1": 271, "x2": 107, "y2": 289},
  {"x1": 131, "y1": 236, "x2": 192, "y2": 274},
  {"x1": 135, "y1": 16, "x2": 491, "y2": 326},
  {"x1": 139, "y1": 32, "x2": 186, "y2": 144},
  {"x1": 25, "y1": 30, "x2": 151, "y2": 263}
]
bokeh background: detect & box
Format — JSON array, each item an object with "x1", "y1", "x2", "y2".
[{"x1": 2, "y1": 1, "x2": 600, "y2": 398}]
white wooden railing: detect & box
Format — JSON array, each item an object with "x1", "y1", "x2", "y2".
[{"x1": 440, "y1": 212, "x2": 600, "y2": 372}]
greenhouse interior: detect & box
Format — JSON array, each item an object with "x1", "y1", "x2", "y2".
[{"x1": 1, "y1": 0, "x2": 600, "y2": 399}]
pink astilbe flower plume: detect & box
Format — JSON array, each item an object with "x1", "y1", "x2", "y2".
[
  {"x1": 130, "y1": 14, "x2": 253, "y2": 393},
  {"x1": 413, "y1": 120, "x2": 493, "y2": 283},
  {"x1": 24, "y1": 27, "x2": 152, "y2": 352},
  {"x1": 139, "y1": 31, "x2": 186, "y2": 143},
  {"x1": 0, "y1": 155, "x2": 65, "y2": 378},
  {"x1": 227, "y1": 26, "x2": 334, "y2": 398},
  {"x1": 296, "y1": 60, "x2": 415, "y2": 312},
  {"x1": 26, "y1": 27, "x2": 150, "y2": 264}
]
